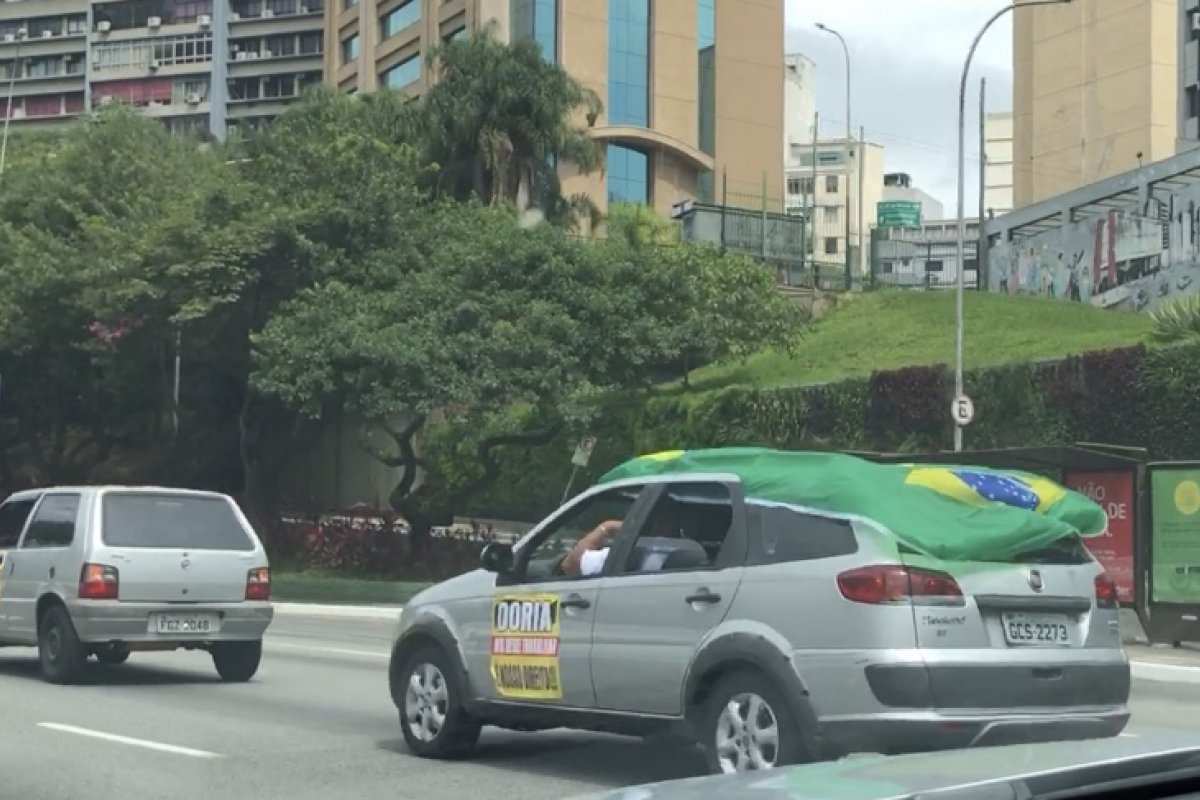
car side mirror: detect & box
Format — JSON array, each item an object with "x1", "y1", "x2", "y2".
[{"x1": 480, "y1": 542, "x2": 514, "y2": 574}]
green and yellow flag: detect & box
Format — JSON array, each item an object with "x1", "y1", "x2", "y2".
[{"x1": 599, "y1": 448, "x2": 1107, "y2": 562}]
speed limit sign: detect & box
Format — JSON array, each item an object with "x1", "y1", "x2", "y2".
[{"x1": 951, "y1": 394, "x2": 975, "y2": 427}]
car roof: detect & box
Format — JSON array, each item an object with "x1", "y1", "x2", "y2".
[{"x1": 5, "y1": 486, "x2": 232, "y2": 502}]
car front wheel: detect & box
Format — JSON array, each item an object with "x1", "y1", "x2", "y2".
[
  {"x1": 394, "y1": 645, "x2": 480, "y2": 758},
  {"x1": 700, "y1": 670, "x2": 809, "y2": 774}
]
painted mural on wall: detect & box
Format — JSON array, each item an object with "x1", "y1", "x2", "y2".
[{"x1": 988, "y1": 192, "x2": 1200, "y2": 313}]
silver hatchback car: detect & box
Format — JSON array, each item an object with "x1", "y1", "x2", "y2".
[
  {"x1": 0, "y1": 486, "x2": 273, "y2": 683},
  {"x1": 388, "y1": 472, "x2": 1130, "y2": 774}
]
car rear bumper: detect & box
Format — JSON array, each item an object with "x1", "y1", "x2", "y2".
[
  {"x1": 68, "y1": 600, "x2": 273, "y2": 644},
  {"x1": 819, "y1": 707, "x2": 1131, "y2": 757}
]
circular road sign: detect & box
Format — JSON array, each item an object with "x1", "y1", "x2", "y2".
[{"x1": 951, "y1": 394, "x2": 975, "y2": 427}]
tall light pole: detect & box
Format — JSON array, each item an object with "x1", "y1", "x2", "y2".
[
  {"x1": 0, "y1": 26, "x2": 28, "y2": 183},
  {"x1": 816, "y1": 22, "x2": 853, "y2": 291},
  {"x1": 953, "y1": 0, "x2": 1072, "y2": 452}
]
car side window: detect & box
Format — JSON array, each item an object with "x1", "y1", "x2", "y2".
[
  {"x1": 620, "y1": 481, "x2": 734, "y2": 575},
  {"x1": 745, "y1": 503, "x2": 858, "y2": 565},
  {"x1": 0, "y1": 498, "x2": 36, "y2": 549},
  {"x1": 517, "y1": 486, "x2": 644, "y2": 583},
  {"x1": 21, "y1": 494, "x2": 81, "y2": 550}
]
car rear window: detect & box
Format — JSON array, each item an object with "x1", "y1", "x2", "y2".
[{"x1": 102, "y1": 493, "x2": 255, "y2": 551}]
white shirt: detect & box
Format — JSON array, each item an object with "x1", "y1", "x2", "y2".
[{"x1": 579, "y1": 548, "x2": 610, "y2": 577}]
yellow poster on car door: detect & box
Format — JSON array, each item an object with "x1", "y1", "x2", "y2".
[{"x1": 489, "y1": 593, "x2": 562, "y2": 700}]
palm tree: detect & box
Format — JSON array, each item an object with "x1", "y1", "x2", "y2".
[
  {"x1": 418, "y1": 28, "x2": 602, "y2": 229},
  {"x1": 1150, "y1": 293, "x2": 1200, "y2": 343}
]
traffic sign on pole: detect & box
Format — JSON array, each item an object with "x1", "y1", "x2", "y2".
[
  {"x1": 951, "y1": 394, "x2": 975, "y2": 427},
  {"x1": 571, "y1": 436, "x2": 597, "y2": 468}
]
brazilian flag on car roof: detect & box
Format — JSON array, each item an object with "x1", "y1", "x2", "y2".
[{"x1": 598, "y1": 448, "x2": 1107, "y2": 562}]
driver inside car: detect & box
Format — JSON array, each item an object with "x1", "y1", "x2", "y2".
[{"x1": 561, "y1": 503, "x2": 684, "y2": 578}]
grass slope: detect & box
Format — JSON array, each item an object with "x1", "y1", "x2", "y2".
[{"x1": 687, "y1": 291, "x2": 1153, "y2": 392}]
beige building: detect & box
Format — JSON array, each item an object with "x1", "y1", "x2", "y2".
[
  {"x1": 984, "y1": 110, "x2": 1013, "y2": 216},
  {"x1": 1013, "y1": 0, "x2": 1178, "y2": 207},
  {"x1": 326, "y1": 0, "x2": 784, "y2": 217},
  {"x1": 784, "y1": 136, "x2": 884, "y2": 277}
]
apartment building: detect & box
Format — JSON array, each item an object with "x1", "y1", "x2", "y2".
[
  {"x1": 327, "y1": 0, "x2": 784, "y2": 217},
  {"x1": 984, "y1": 110, "x2": 1013, "y2": 216},
  {"x1": 0, "y1": 0, "x2": 324, "y2": 137},
  {"x1": 1013, "y1": 0, "x2": 1178, "y2": 206},
  {"x1": 784, "y1": 137, "x2": 884, "y2": 277}
]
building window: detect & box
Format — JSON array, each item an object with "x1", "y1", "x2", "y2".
[
  {"x1": 822, "y1": 206, "x2": 838, "y2": 225},
  {"x1": 786, "y1": 177, "x2": 801, "y2": 195},
  {"x1": 381, "y1": 54, "x2": 420, "y2": 88},
  {"x1": 344, "y1": 0, "x2": 357, "y2": 7},
  {"x1": 607, "y1": 143, "x2": 649, "y2": 205},
  {"x1": 381, "y1": 0, "x2": 420, "y2": 39},
  {"x1": 825, "y1": 174, "x2": 839, "y2": 193},
  {"x1": 1189, "y1": 85, "x2": 1200, "y2": 120},
  {"x1": 824, "y1": 237, "x2": 838, "y2": 255},
  {"x1": 697, "y1": 0, "x2": 715, "y2": 202},
  {"x1": 342, "y1": 33, "x2": 359, "y2": 63},
  {"x1": 511, "y1": 0, "x2": 557, "y2": 61},
  {"x1": 608, "y1": 0, "x2": 649, "y2": 127},
  {"x1": 445, "y1": 25, "x2": 467, "y2": 43}
]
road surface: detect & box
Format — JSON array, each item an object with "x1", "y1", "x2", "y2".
[{"x1": 0, "y1": 614, "x2": 1194, "y2": 800}]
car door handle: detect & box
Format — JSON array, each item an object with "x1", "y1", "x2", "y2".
[
  {"x1": 685, "y1": 589, "x2": 721, "y2": 605},
  {"x1": 561, "y1": 594, "x2": 591, "y2": 610}
]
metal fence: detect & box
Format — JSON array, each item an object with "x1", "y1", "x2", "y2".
[{"x1": 869, "y1": 224, "x2": 981, "y2": 290}]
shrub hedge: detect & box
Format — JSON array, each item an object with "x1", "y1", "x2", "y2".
[{"x1": 440, "y1": 342, "x2": 1200, "y2": 524}]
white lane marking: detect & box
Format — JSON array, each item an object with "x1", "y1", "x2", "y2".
[
  {"x1": 271, "y1": 603, "x2": 401, "y2": 621},
  {"x1": 1120, "y1": 733, "x2": 1139, "y2": 738},
  {"x1": 37, "y1": 723, "x2": 221, "y2": 759},
  {"x1": 265, "y1": 641, "x2": 389, "y2": 660}
]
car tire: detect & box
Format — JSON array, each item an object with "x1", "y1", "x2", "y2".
[
  {"x1": 394, "y1": 644, "x2": 481, "y2": 758},
  {"x1": 699, "y1": 669, "x2": 810, "y2": 775},
  {"x1": 38, "y1": 604, "x2": 88, "y2": 685},
  {"x1": 211, "y1": 640, "x2": 262, "y2": 682},
  {"x1": 94, "y1": 644, "x2": 131, "y2": 666}
]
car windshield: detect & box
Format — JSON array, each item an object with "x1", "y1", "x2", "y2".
[{"x1": 3, "y1": 0, "x2": 1196, "y2": 796}]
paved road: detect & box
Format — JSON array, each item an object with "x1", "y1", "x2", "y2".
[{"x1": 0, "y1": 614, "x2": 1197, "y2": 800}]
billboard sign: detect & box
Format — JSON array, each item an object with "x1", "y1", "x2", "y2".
[
  {"x1": 1150, "y1": 466, "x2": 1200, "y2": 604},
  {"x1": 1064, "y1": 470, "x2": 1135, "y2": 603},
  {"x1": 876, "y1": 200, "x2": 922, "y2": 229}
]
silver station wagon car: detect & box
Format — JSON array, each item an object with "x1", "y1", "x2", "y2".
[
  {"x1": 0, "y1": 486, "x2": 273, "y2": 683},
  {"x1": 388, "y1": 471, "x2": 1130, "y2": 774}
]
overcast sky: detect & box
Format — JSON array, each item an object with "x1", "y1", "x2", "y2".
[{"x1": 784, "y1": 0, "x2": 1014, "y2": 216}]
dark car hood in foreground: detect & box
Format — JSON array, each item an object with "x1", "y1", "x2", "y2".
[{"x1": 569, "y1": 731, "x2": 1200, "y2": 800}]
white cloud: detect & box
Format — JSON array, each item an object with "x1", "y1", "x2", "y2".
[{"x1": 785, "y1": 0, "x2": 1016, "y2": 214}]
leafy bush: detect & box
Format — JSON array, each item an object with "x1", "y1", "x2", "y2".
[{"x1": 431, "y1": 342, "x2": 1200, "y2": 523}]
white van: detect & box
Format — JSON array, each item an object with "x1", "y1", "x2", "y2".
[{"x1": 0, "y1": 486, "x2": 273, "y2": 683}]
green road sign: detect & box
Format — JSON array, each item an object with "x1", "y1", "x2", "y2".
[{"x1": 877, "y1": 200, "x2": 922, "y2": 229}]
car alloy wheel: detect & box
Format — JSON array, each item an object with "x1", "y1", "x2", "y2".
[
  {"x1": 404, "y1": 661, "x2": 450, "y2": 743},
  {"x1": 714, "y1": 691, "x2": 780, "y2": 773}
]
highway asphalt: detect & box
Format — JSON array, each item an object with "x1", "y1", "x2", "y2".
[{"x1": 1, "y1": 612, "x2": 1198, "y2": 800}]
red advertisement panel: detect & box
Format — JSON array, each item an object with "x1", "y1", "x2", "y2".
[{"x1": 1064, "y1": 470, "x2": 1135, "y2": 603}]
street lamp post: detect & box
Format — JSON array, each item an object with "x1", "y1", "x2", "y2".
[
  {"x1": 0, "y1": 26, "x2": 28, "y2": 183},
  {"x1": 816, "y1": 22, "x2": 853, "y2": 291},
  {"x1": 953, "y1": 0, "x2": 1071, "y2": 452}
]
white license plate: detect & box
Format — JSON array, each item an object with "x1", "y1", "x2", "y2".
[
  {"x1": 1001, "y1": 612, "x2": 1071, "y2": 646},
  {"x1": 150, "y1": 613, "x2": 220, "y2": 635}
]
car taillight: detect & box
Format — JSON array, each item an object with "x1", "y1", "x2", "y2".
[
  {"x1": 837, "y1": 565, "x2": 963, "y2": 605},
  {"x1": 245, "y1": 567, "x2": 270, "y2": 601},
  {"x1": 1094, "y1": 573, "x2": 1118, "y2": 609},
  {"x1": 79, "y1": 563, "x2": 119, "y2": 600}
]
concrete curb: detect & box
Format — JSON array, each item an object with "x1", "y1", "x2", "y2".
[
  {"x1": 1131, "y1": 660, "x2": 1200, "y2": 686},
  {"x1": 272, "y1": 602, "x2": 402, "y2": 621}
]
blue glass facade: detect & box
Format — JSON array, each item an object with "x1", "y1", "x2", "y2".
[
  {"x1": 607, "y1": 0, "x2": 650, "y2": 127},
  {"x1": 382, "y1": 54, "x2": 420, "y2": 88},
  {"x1": 381, "y1": 0, "x2": 420, "y2": 39},
  {"x1": 607, "y1": 144, "x2": 649, "y2": 205},
  {"x1": 511, "y1": 0, "x2": 558, "y2": 61},
  {"x1": 697, "y1": 0, "x2": 716, "y2": 202}
]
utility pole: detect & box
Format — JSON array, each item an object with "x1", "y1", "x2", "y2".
[{"x1": 0, "y1": 27, "x2": 28, "y2": 183}]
